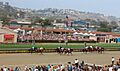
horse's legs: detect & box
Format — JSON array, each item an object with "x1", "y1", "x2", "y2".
[
  {"x1": 41, "y1": 51, "x2": 43, "y2": 55},
  {"x1": 85, "y1": 50, "x2": 87, "y2": 54},
  {"x1": 30, "y1": 50, "x2": 33, "y2": 54},
  {"x1": 70, "y1": 52, "x2": 72, "y2": 55}
]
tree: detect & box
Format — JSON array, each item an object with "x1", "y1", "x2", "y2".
[
  {"x1": 99, "y1": 21, "x2": 109, "y2": 28},
  {"x1": 30, "y1": 18, "x2": 53, "y2": 27},
  {"x1": 110, "y1": 21, "x2": 118, "y2": 29},
  {"x1": 0, "y1": 17, "x2": 11, "y2": 26},
  {"x1": 43, "y1": 19, "x2": 52, "y2": 26},
  {"x1": 97, "y1": 28, "x2": 111, "y2": 32},
  {"x1": 97, "y1": 21, "x2": 112, "y2": 32}
]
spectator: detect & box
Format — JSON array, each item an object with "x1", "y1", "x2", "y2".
[
  {"x1": 112, "y1": 57, "x2": 115, "y2": 65},
  {"x1": 91, "y1": 64, "x2": 96, "y2": 71},
  {"x1": 74, "y1": 59, "x2": 79, "y2": 67},
  {"x1": 1, "y1": 58, "x2": 120, "y2": 71},
  {"x1": 108, "y1": 65, "x2": 113, "y2": 71},
  {"x1": 0, "y1": 68, "x2": 3, "y2": 71},
  {"x1": 47, "y1": 64, "x2": 51, "y2": 70},
  {"x1": 9, "y1": 67, "x2": 13, "y2": 71},
  {"x1": 3, "y1": 67, "x2": 7, "y2": 71},
  {"x1": 60, "y1": 64, "x2": 65, "y2": 71},
  {"x1": 34, "y1": 66, "x2": 38, "y2": 71},
  {"x1": 118, "y1": 67, "x2": 120, "y2": 71},
  {"x1": 31, "y1": 65, "x2": 34, "y2": 71},
  {"x1": 67, "y1": 62, "x2": 72, "y2": 71},
  {"x1": 80, "y1": 61, "x2": 84, "y2": 69},
  {"x1": 83, "y1": 64, "x2": 89, "y2": 71}
]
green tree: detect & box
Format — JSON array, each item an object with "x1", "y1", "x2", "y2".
[
  {"x1": 43, "y1": 19, "x2": 52, "y2": 26},
  {"x1": 97, "y1": 21, "x2": 112, "y2": 32},
  {"x1": 0, "y1": 17, "x2": 11, "y2": 26},
  {"x1": 110, "y1": 21, "x2": 118, "y2": 29}
]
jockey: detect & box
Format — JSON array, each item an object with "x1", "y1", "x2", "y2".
[
  {"x1": 95, "y1": 46, "x2": 98, "y2": 49},
  {"x1": 40, "y1": 47, "x2": 43, "y2": 50},
  {"x1": 61, "y1": 47, "x2": 64, "y2": 51},
  {"x1": 90, "y1": 46, "x2": 93, "y2": 48},
  {"x1": 99, "y1": 47, "x2": 102, "y2": 49},
  {"x1": 85, "y1": 46, "x2": 88, "y2": 49},
  {"x1": 57, "y1": 47, "x2": 60, "y2": 50},
  {"x1": 68, "y1": 48, "x2": 70, "y2": 51},
  {"x1": 60, "y1": 46, "x2": 62, "y2": 49},
  {"x1": 32, "y1": 46, "x2": 35, "y2": 50}
]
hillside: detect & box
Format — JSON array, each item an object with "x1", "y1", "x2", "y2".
[
  {"x1": 0, "y1": 2, "x2": 120, "y2": 26},
  {"x1": 35, "y1": 8, "x2": 119, "y2": 22}
]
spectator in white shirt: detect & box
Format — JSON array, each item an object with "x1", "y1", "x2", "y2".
[
  {"x1": 112, "y1": 57, "x2": 115, "y2": 65},
  {"x1": 74, "y1": 59, "x2": 79, "y2": 67}
]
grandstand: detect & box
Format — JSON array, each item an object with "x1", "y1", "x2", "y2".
[{"x1": 0, "y1": 25, "x2": 119, "y2": 44}]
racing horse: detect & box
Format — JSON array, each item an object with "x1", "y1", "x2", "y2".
[
  {"x1": 64, "y1": 48, "x2": 73, "y2": 55},
  {"x1": 28, "y1": 47, "x2": 38, "y2": 53},
  {"x1": 56, "y1": 46, "x2": 61, "y2": 54},
  {"x1": 80, "y1": 46, "x2": 104, "y2": 53},
  {"x1": 36, "y1": 47, "x2": 45, "y2": 54},
  {"x1": 80, "y1": 46, "x2": 93, "y2": 53},
  {"x1": 56, "y1": 47, "x2": 73, "y2": 55},
  {"x1": 56, "y1": 46, "x2": 65, "y2": 54},
  {"x1": 96, "y1": 46, "x2": 104, "y2": 53},
  {"x1": 28, "y1": 47, "x2": 45, "y2": 54}
]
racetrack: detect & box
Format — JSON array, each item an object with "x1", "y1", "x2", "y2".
[{"x1": 0, "y1": 51, "x2": 120, "y2": 67}]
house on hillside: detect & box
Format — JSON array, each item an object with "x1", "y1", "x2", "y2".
[
  {"x1": 52, "y1": 23, "x2": 65, "y2": 28},
  {"x1": 72, "y1": 20, "x2": 97, "y2": 32},
  {"x1": 9, "y1": 20, "x2": 42, "y2": 28}
]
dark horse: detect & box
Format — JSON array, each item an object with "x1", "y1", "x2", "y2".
[
  {"x1": 36, "y1": 47, "x2": 45, "y2": 54},
  {"x1": 28, "y1": 47, "x2": 38, "y2": 53},
  {"x1": 97, "y1": 46, "x2": 104, "y2": 53},
  {"x1": 56, "y1": 46, "x2": 65, "y2": 54},
  {"x1": 28, "y1": 47, "x2": 45, "y2": 54},
  {"x1": 56, "y1": 47, "x2": 73, "y2": 55},
  {"x1": 64, "y1": 48, "x2": 73, "y2": 55},
  {"x1": 80, "y1": 46, "x2": 104, "y2": 54}
]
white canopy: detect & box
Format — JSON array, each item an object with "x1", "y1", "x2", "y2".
[
  {"x1": 16, "y1": 28, "x2": 22, "y2": 31},
  {"x1": 83, "y1": 33, "x2": 89, "y2": 36},
  {"x1": 13, "y1": 30, "x2": 18, "y2": 33},
  {"x1": 73, "y1": 32, "x2": 78, "y2": 35},
  {"x1": 27, "y1": 31, "x2": 32, "y2": 34}
]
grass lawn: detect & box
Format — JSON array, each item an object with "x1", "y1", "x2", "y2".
[{"x1": 0, "y1": 43, "x2": 120, "y2": 49}]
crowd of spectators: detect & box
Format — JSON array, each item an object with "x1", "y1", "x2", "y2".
[
  {"x1": 1, "y1": 58, "x2": 120, "y2": 71},
  {"x1": 17, "y1": 33, "x2": 93, "y2": 42}
]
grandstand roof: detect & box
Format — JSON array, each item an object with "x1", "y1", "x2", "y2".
[
  {"x1": 111, "y1": 34, "x2": 120, "y2": 37},
  {"x1": 44, "y1": 28, "x2": 74, "y2": 33},
  {"x1": 7, "y1": 26, "x2": 120, "y2": 37},
  {"x1": 92, "y1": 31, "x2": 114, "y2": 35},
  {"x1": 0, "y1": 27, "x2": 17, "y2": 34}
]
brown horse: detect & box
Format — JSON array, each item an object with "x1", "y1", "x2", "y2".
[
  {"x1": 36, "y1": 47, "x2": 45, "y2": 54},
  {"x1": 64, "y1": 48, "x2": 73, "y2": 55},
  {"x1": 56, "y1": 47, "x2": 64, "y2": 54},
  {"x1": 80, "y1": 46, "x2": 104, "y2": 53},
  {"x1": 97, "y1": 46, "x2": 104, "y2": 53},
  {"x1": 28, "y1": 47, "x2": 38, "y2": 53}
]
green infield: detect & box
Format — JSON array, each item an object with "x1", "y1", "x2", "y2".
[{"x1": 0, "y1": 43, "x2": 120, "y2": 49}]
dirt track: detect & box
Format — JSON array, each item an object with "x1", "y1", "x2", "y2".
[{"x1": 0, "y1": 51, "x2": 120, "y2": 67}]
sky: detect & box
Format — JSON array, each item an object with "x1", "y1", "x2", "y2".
[{"x1": 1, "y1": 0, "x2": 120, "y2": 18}]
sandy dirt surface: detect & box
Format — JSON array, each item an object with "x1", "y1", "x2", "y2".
[{"x1": 0, "y1": 51, "x2": 120, "y2": 67}]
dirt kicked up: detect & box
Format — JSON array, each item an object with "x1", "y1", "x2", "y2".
[{"x1": 0, "y1": 51, "x2": 120, "y2": 67}]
